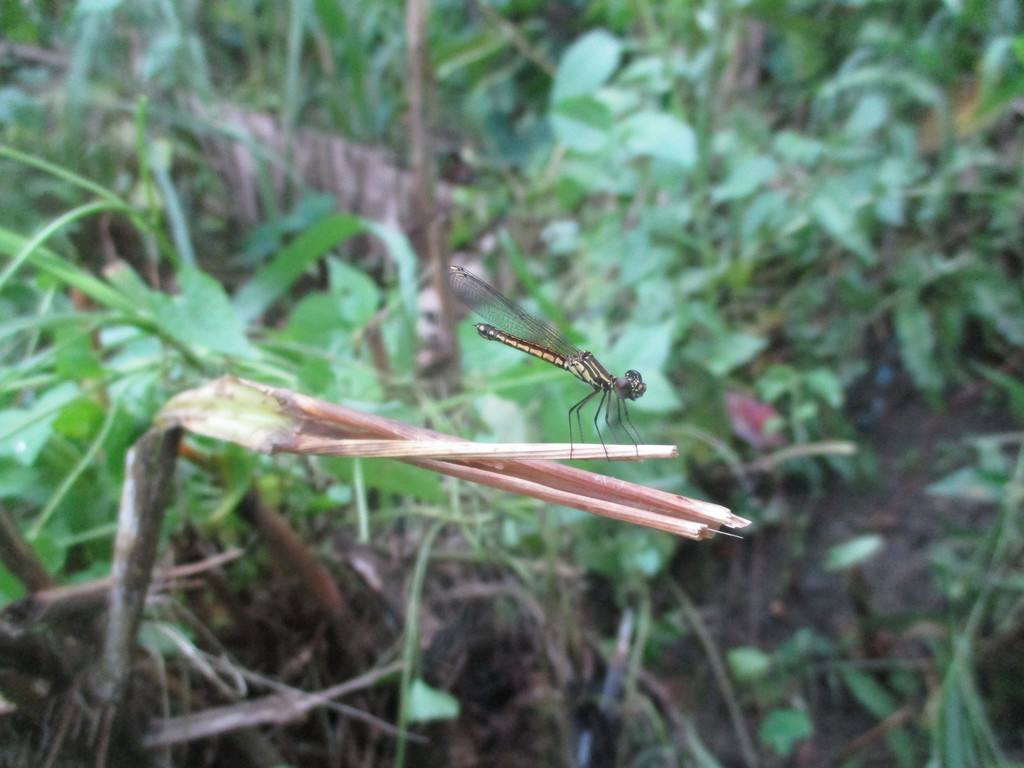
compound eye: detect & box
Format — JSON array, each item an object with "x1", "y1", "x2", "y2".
[
  {"x1": 627, "y1": 370, "x2": 646, "y2": 399},
  {"x1": 616, "y1": 370, "x2": 646, "y2": 400}
]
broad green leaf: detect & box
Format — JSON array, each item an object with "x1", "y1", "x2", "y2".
[
  {"x1": 54, "y1": 325, "x2": 105, "y2": 380},
  {"x1": 824, "y1": 535, "x2": 884, "y2": 571},
  {"x1": 332, "y1": 457, "x2": 444, "y2": 504},
  {"x1": 757, "y1": 365, "x2": 797, "y2": 402},
  {"x1": 926, "y1": 466, "x2": 1006, "y2": 503},
  {"x1": 103, "y1": 260, "x2": 157, "y2": 307},
  {"x1": 968, "y1": 275, "x2": 1024, "y2": 346},
  {"x1": 844, "y1": 93, "x2": 889, "y2": 136},
  {"x1": 0, "y1": 465, "x2": 42, "y2": 500},
  {"x1": 233, "y1": 214, "x2": 365, "y2": 324},
  {"x1": 714, "y1": 156, "x2": 776, "y2": 201},
  {"x1": 0, "y1": 567, "x2": 25, "y2": 604},
  {"x1": 695, "y1": 331, "x2": 767, "y2": 377},
  {"x1": 840, "y1": 666, "x2": 896, "y2": 719},
  {"x1": 727, "y1": 647, "x2": 772, "y2": 681},
  {"x1": 404, "y1": 679, "x2": 459, "y2": 723},
  {"x1": 552, "y1": 29, "x2": 622, "y2": 102},
  {"x1": 759, "y1": 709, "x2": 812, "y2": 757},
  {"x1": 150, "y1": 268, "x2": 253, "y2": 357},
  {"x1": 810, "y1": 192, "x2": 874, "y2": 264},
  {"x1": 475, "y1": 395, "x2": 528, "y2": 443},
  {"x1": 361, "y1": 221, "x2": 418, "y2": 326},
  {"x1": 52, "y1": 397, "x2": 105, "y2": 440},
  {"x1": 893, "y1": 299, "x2": 942, "y2": 395},
  {"x1": 574, "y1": 524, "x2": 675, "y2": 581},
  {"x1": 611, "y1": 321, "x2": 673, "y2": 374},
  {"x1": 311, "y1": 0, "x2": 344, "y2": 37},
  {"x1": 277, "y1": 294, "x2": 345, "y2": 347},
  {"x1": 622, "y1": 112, "x2": 697, "y2": 168},
  {"x1": 328, "y1": 260, "x2": 381, "y2": 327},
  {"x1": 0, "y1": 382, "x2": 78, "y2": 465},
  {"x1": 803, "y1": 367, "x2": 843, "y2": 407},
  {"x1": 773, "y1": 131, "x2": 824, "y2": 165},
  {"x1": 551, "y1": 96, "x2": 613, "y2": 153}
]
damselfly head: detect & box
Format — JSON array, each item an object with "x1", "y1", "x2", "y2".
[{"x1": 615, "y1": 370, "x2": 646, "y2": 401}]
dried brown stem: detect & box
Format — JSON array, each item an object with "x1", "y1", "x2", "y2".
[
  {"x1": 93, "y1": 427, "x2": 181, "y2": 706},
  {"x1": 0, "y1": 503, "x2": 54, "y2": 592},
  {"x1": 158, "y1": 377, "x2": 745, "y2": 539},
  {"x1": 142, "y1": 661, "x2": 405, "y2": 748}
]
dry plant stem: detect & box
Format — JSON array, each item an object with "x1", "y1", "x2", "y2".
[
  {"x1": 159, "y1": 377, "x2": 744, "y2": 538},
  {"x1": 0, "y1": 549, "x2": 244, "y2": 630},
  {"x1": 673, "y1": 583, "x2": 758, "y2": 768},
  {"x1": 142, "y1": 660, "x2": 405, "y2": 748},
  {"x1": 0, "y1": 549, "x2": 243, "y2": 728},
  {"x1": 0, "y1": 502, "x2": 54, "y2": 591},
  {"x1": 402, "y1": 455, "x2": 708, "y2": 538},
  {"x1": 94, "y1": 427, "x2": 181, "y2": 706},
  {"x1": 287, "y1": 385, "x2": 744, "y2": 533},
  {"x1": 238, "y1": 491, "x2": 364, "y2": 652},
  {"x1": 298, "y1": 438, "x2": 676, "y2": 461}
]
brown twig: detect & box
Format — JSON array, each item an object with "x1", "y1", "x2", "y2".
[
  {"x1": 93, "y1": 428, "x2": 182, "y2": 702},
  {"x1": 157, "y1": 376, "x2": 746, "y2": 539},
  {"x1": 0, "y1": 548, "x2": 243, "y2": 633},
  {"x1": 236, "y1": 491, "x2": 371, "y2": 656},
  {"x1": 142, "y1": 660, "x2": 406, "y2": 748},
  {"x1": 0, "y1": 503, "x2": 54, "y2": 592}
]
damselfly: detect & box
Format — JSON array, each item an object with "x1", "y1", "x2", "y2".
[{"x1": 448, "y1": 265, "x2": 646, "y2": 456}]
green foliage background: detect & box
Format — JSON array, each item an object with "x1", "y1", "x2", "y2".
[{"x1": 1, "y1": 0, "x2": 1023, "y2": 765}]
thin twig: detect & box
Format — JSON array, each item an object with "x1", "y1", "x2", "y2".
[{"x1": 142, "y1": 661, "x2": 407, "y2": 748}]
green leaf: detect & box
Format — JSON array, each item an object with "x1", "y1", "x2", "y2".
[
  {"x1": 713, "y1": 156, "x2": 776, "y2": 201},
  {"x1": 824, "y1": 535, "x2": 884, "y2": 571},
  {"x1": 926, "y1": 466, "x2": 1006, "y2": 503},
  {"x1": 322, "y1": 456, "x2": 445, "y2": 504},
  {"x1": 968, "y1": 274, "x2": 1024, "y2": 347},
  {"x1": 759, "y1": 709, "x2": 812, "y2": 757},
  {"x1": 552, "y1": 29, "x2": 622, "y2": 102},
  {"x1": 696, "y1": 331, "x2": 766, "y2": 377},
  {"x1": 893, "y1": 299, "x2": 942, "y2": 395},
  {"x1": 76, "y1": 0, "x2": 125, "y2": 14},
  {"x1": 611, "y1": 321, "x2": 672, "y2": 375},
  {"x1": 0, "y1": 229, "x2": 136, "y2": 314},
  {"x1": 810, "y1": 191, "x2": 874, "y2": 265},
  {"x1": 727, "y1": 646, "x2": 772, "y2": 681},
  {"x1": 0, "y1": 382, "x2": 78, "y2": 465},
  {"x1": 54, "y1": 325, "x2": 105, "y2": 380},
  {"x1": 278, "y1": 262, "x2": 379, "y2": 344},
  {"x1": 573, "y1": 524, "x2": 675, "y2": 581},
  {"x1": 803, "y1": 367, "x2": 843, "y2": 408},
  {"x1": 311, "y1": 0, "x2": 344, "y2": 37},
  {"x1": 435, "y1": 29, "x2": 506, "y2": 80},
  {"x1": 0, "y1": 567, "x2": 25, "y2": 604},
  {"x1": 233, "y1": 214, "x2": 365, "y2": 324},
  {"x1": 52, "y1": 397, "x2": 105, "y2": 440},
  {"x1": 551, "y1": 96, "x2": 613, "y2": 153},
  {"x1": 150, "y1": 268, "x2": 253, "y2": 357},
  {"x1": 0, "y1": 465, "x2": 42, "y2": 501},
  {"x1": 844, "y1": 93, "x2": 889, "y2": 137},
  {"x1": 404, "y1": 679, "x2": 460, "y2": 723},
  {"x1": 840, "y1": 666, "x2": 896, "y2": 719},
  {"x1": 773, "y1": 131, "x2": 823, "y2": 165},
  {"x1": 622, "y1": 112, "x2": 697, "y2": 168},
  {"x1": 277, "y1": 294, "x2": 344, "y2": 347}
]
